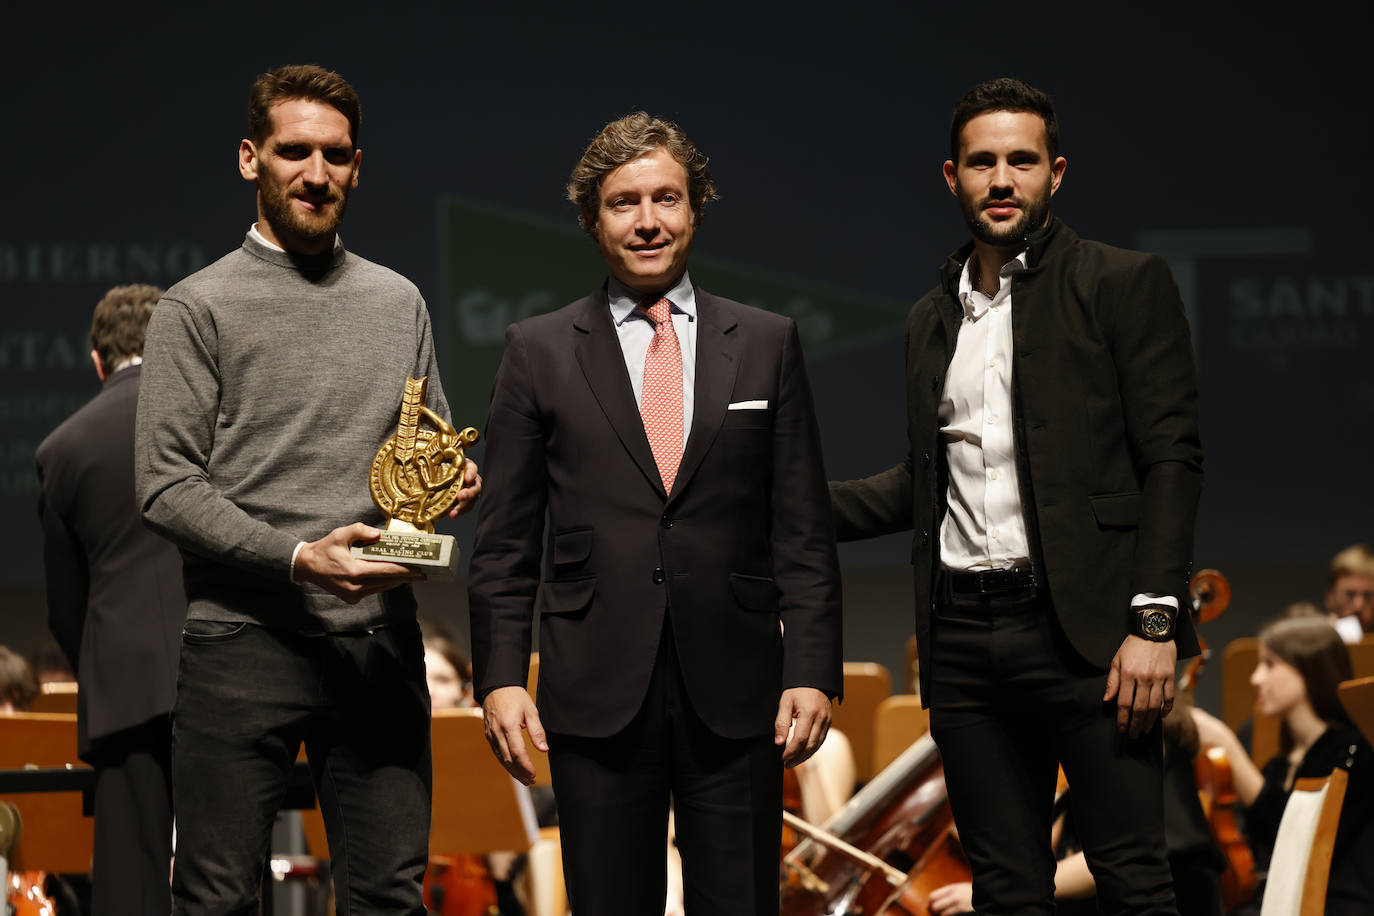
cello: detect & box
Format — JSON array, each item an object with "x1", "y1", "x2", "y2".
[
  {"x1": 1, "y1": 801, "x2": 58, "y2": 916},
  {"x1": 1179, "y1": 568, "x2": 1258, "y2": 910},
  {"x1": 780, "y1": 734, "x2": 970, "y2": 916}
]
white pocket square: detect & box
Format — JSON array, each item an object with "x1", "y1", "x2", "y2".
[{"x1": 727, "y1": 400, "x2": 768, "y2": 410}]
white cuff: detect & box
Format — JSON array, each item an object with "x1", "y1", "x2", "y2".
[
  {"x1": 1131, "y1": 593, "x2": 1179, "y2": 610},
  {"x1": 289, "y1": 541, "x2": 306, "y2": 583}
]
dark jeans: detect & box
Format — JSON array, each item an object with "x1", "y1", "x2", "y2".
[
  {"x1": 548, "y1": 624, "x2": 783, "y2": 916},
  {"x1": 89, "y1": 716, "x2": 173, "y2": 915},
  {"x1": 927, "y1": 583, "x2": 1177, "y2": 916},
  {"x1": 171, "y1": 619, "x2": 431, "y2": 916}
]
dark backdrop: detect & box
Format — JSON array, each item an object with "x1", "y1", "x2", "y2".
[{"x1": 3, "y1": 2, "x2": 1371, "y2": 714}]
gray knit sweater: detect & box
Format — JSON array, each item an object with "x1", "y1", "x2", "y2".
[{"x1": 135, "y1": 233, "x2": 451, "y2": 631}]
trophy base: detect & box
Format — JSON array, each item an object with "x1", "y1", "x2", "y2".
[{"x1": 351, "y1": 531, "x2": 458, "y2": 580}]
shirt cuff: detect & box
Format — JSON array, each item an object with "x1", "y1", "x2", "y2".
[
  {"x1": 289, "y1": 541, "x2": 306, "y2": 583},
  {"x1": 1131, "y1": 593, "x2": 1179, "y2": 611}
]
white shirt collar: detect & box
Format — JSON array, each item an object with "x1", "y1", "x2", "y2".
[
  {"x1": 958, "y1": 250, "x2": 1028, "y2": 320},
  {"x1": 249, "y1": 223, "x2": 343, "y2": 254},
  {"x1": 608, "y1": 271, "x2": 698, "y2": 327}
]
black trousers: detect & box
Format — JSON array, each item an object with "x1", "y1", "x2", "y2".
[
  {"x1": 88, "y1": 716, "x2": 174, "y2": 915},
  {"x1": 927, "y1": 582, "x2": 1177, "y2": 916},
  {"x1": 548, "y1": 623, "x2": 783, "y2": 916},
  {"x1": 170, "y1": 620, "x2": 431, "y2": 916}
]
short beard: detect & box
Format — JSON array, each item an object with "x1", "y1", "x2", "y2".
[
  {"x1": 960, "y1": 181, "x2": 1051, "y2": 249},
  {"x1": 258, "y1": 176, "x2": 350, "y2": 248}
]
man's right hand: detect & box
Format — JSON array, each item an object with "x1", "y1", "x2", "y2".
[
  {"x1": 482, "y1": 686, "x2": 547, "y2": 786},
  {"x1": 293, "y1": 523, "x2": 423, "y2": 604}
]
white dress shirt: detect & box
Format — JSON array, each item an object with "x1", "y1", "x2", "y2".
[
  {"x1": 938, "y1": 251, "x2": 1180, "y2": 613},
  {"x1": 607, "y1": 271, "x2": 697, "y2": 444},
  {"x1": 939, "y1": 252, "x2": 1032, "y2": 572}
]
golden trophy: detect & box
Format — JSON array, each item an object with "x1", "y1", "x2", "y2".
[{"x1": 350, "y1": 376, "x2": 479, "y2": 579}]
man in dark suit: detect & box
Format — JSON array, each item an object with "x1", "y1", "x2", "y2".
[
  {"x1": 831, "y1": 79, "x2": 1204, "y2": 916},
  {"x1": 469, "y1": 112, "x2": 843, "y2": 915},
  {"x1": 37, "y1": 283, "x2": 185, "y2": 914}
]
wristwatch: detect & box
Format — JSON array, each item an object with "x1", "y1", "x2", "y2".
[{"x1": 1133, "y1": 604, "x2": 1176, "y2": 642}]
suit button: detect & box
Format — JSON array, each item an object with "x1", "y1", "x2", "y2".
[
  {"x1": 653, "y1": 567, "x2": 665, "y2": 584},
  {"x1": 922, "y1": 452, "x2": 931, "y2": 465},
  {"x1": 919, "y1": 530, "x2": 929, "y2": 546},
  {"x1": 931, "y1": 375, "x2": 941, "y2": 392},
  {"x1": 661, "y1": 515, "x2": 674, "y2": 529}
]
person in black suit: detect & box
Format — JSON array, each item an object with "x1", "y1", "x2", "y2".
[
  {"x1": 36, "y1": 283, "x2": 185, "y2": 914},
  {"x1": 468, "y1": 112, "x2": 843, "y2": 915},
  {"x1": 831, "y1": 78, "x2": 1204, "y2": 916}
]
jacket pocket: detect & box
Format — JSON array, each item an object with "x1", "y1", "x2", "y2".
[
  {"x1": 1089, "y1": 491, "x2": 1142, "y2": 528},
  {"x1": 539, "y1": 576, "x2": 597, "y2": 616},
  {"x1": 729, "y1": 573, "x2": 780, "y2": 612},
  {"x1": 182, "y1": 620, "x2": 249, "y2": 643},
  {"x1": 553, "y1": 528, "x2": 593, "y2": 566}
]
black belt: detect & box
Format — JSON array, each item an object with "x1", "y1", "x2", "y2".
[{"x1": 946, "y1": 566, "x2": 1037, "y2": 594}]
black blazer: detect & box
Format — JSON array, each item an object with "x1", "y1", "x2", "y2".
[
  {"x1": 469, "y1": 285, "x2": 842, "y2": 740},
  {"x1": 831, "y1": 219, "x2": 1203, "y2": 702},
  {"x1": 36, "y1": 365, "x2": 185, "y2": 757}
]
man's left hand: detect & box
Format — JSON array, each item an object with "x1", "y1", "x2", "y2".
[
  {"x1": 1104, "y1": 635, "x2": 1177, "y2": 739},
  {"x1": 775, "y1": 687, "x2": 831, "y2": 768},
  {"x1": 446, "y1": 459, "x2": 483, "y2": 518}
]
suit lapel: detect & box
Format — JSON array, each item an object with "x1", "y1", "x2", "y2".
[
  {"x1": 572, "y1": 287, "x2": 666, "y2": 496},
  {"x1": 671, "y1": 289, "x2": 740, "y2": 504}
]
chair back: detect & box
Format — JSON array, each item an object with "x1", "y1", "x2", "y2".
[
  {"x1": 28, "y1": 682, "x2": 78, "y2": 715},
  {"x1": 831, "y1": 662, "x2": 891, "y2": 782},
  {"x1": 1338, "y1": 675, "x2": 1374, "y2": 746},
  {"x1": 0, "y1": 712, "x2": 94, "y2": 871},
  {"x1": 1258, "y1": 767, "x2": 1349, "y2": 916},
  {"x1": 871, "y1": 694, "x2": 929, "y2": 775}
]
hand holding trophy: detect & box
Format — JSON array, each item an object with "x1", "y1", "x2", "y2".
[{"x1": 350, "y1": 376, "x2": 480, "y2": 579}]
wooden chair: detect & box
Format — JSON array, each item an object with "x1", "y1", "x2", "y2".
[
  {"x1": 903, "y1": 634, "x2": 920, "y2": 695},
  {"x1": 831, "y1": 662, "x2": 892, "y2": 783},
  {"x1": 1221, "y1": 637, "x2": 1260, "y2": 732},
  {"x1": 524, "y1": 652, "x2": 552, "y2": 787},
  {"x1": 0, "y1": 712, "x2": 94, "y2": 872},
  {"x1": 28, "y1": 681, "x2": 79, "y2": 715},
  {"x1": 1258, "y1": 767, "x2": 1348, "y2": 916},
  {"x1": 871, "y1": 695, "x2": 929, "y2": 775},
  {"x1": 1337, "y1": 674, "x2": 1374, "y2": 745}
]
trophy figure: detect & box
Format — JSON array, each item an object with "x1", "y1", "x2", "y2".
[{"x1": 350, "y1": 376, "x2": 480, "y2": 579}]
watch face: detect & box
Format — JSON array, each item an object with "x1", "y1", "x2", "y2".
[{"x1": 1143, "y1": 609, "x2": 1172, "y2": 638}]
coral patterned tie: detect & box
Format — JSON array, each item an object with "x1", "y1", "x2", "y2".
[{"x1": 640, "y1": 297, "x2": 684, "y2": 493}]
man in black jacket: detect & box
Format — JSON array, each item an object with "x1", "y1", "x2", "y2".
[
  {"x1": 831, "y1": 79, "x2": 1203, "y2": 915},
  {"x1": 37, "y1": 283, "x2": 185, "y2": 914}
]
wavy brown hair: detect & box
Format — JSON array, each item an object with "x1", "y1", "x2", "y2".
[
  {"x1": 90, "y1": 283, "x2": 163, "y2": 369},
  {"x1": 249, "y1": 64, "x2": 361, "y2": 147},
  {"x1": 567, "y1": 111, "x2": 718, "y2": 238},
  {"x1": 0, "y1": 645, "x2": 38, "y2": 711}
]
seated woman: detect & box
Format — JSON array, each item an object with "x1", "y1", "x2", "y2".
[{"x1": 1191, "y1": 616, "x2": 1374, "y2": 915}]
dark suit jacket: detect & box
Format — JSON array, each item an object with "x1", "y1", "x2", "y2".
[
  {"x1": 469, "y1": 284, "x2": 843, "y2": 740},
  {"x1": 36, "y1": 364, "x2": 185, "y2": 757},
  {"x1": 831, "y1": 219, "x2": 1203, "y2": 702}
]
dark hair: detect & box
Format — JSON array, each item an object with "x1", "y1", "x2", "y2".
[
  {"x1": 418, "y1": 617, "x2": 472, "y2": 681},
  {"x1": 949, "y1": 77, "x2": 1059, "y2": 162},
  {"x1": 90, "y1": 284, "x2": 163, "y2": 370},
  {"x1": 1259, "y1": 617, "x2": 1354, "y2": 744},
  {"x1": 0, "y1": 645, "x2": 39, "y2": 711},
  {"x1": 248, "y1": 64, "x2": 361, "y2": 147},
  {"x1": 567, "y1": 111, "x2": 718, "y2": 238}
]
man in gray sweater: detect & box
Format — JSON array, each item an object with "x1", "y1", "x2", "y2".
[{"x1": 135, "y1": 64, "x2": 479, "y2": 913}]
